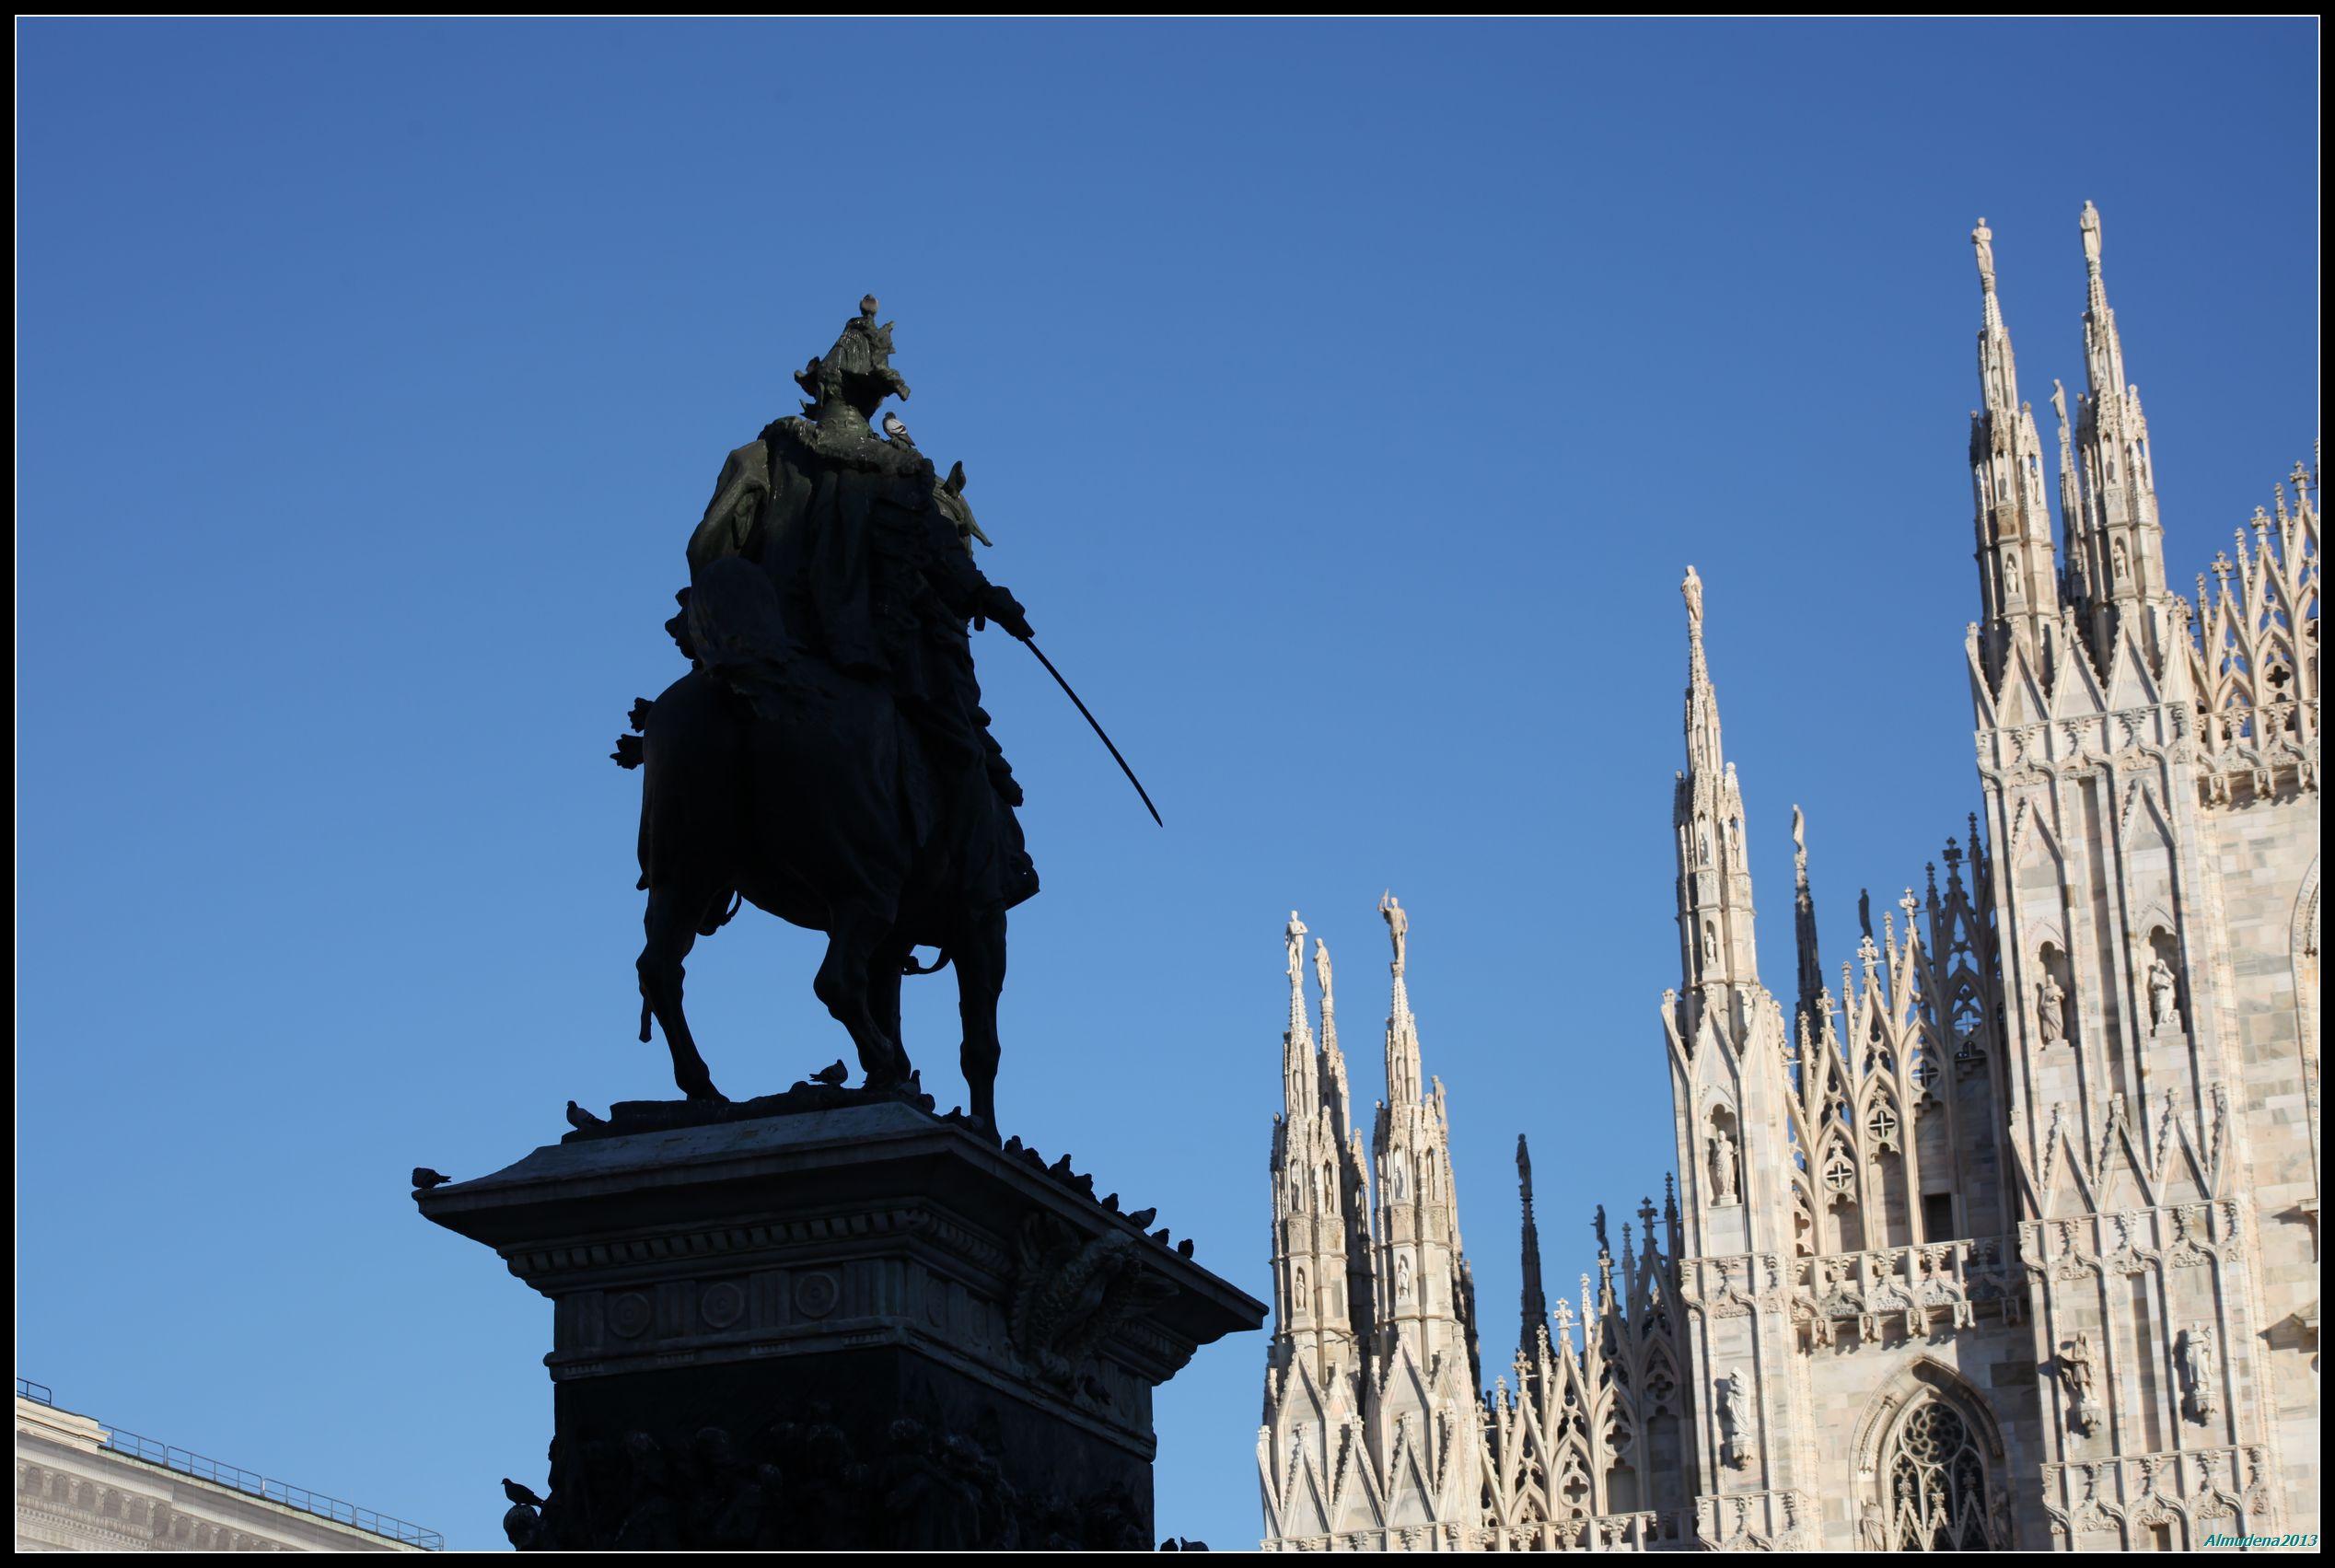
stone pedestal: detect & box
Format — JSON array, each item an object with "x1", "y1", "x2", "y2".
[{"x1": 417, "y1": 1096, "x2": 1262, "y2": 1551}]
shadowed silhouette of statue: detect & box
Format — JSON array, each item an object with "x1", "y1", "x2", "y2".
[{"x1": 621, "y1": 296, "x2": 1040, "y2": 1130}]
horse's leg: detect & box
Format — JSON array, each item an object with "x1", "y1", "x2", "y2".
[
  {"x1": 813, "y1": 900, "x2": 908, "y2": 1088},
  {"x1": 868, "y1": 933, "x2": 914, "y2": 1086},
  {"x1": 639, "y1": 881, "x2": 726, "y2": 1102},
  {"x1": 952, "y1": 902, "x2": 1008, "y2": 1132}
]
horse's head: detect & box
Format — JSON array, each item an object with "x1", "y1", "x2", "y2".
[
  {"x1": 935, "y1": 460, "x2": 993, "y2": 552},
  {"x1": 796, "y1": 294, "x2": 912, "y2": 419}
]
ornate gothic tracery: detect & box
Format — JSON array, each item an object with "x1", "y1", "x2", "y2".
[{"x1": 1880, "y1": 1397, "x2": 2001, "y2": 1551}]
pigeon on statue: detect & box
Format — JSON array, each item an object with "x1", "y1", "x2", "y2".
[
  {"x1": 880, "y1": 411, "x2": 917, "y2": 449},
  {"x1": 502, "y1": 1479, "x2": 545, "y2": 1509},
  {"x1": 808, "y1": 1059, "x2": 850, "y2": 1088},
  {"x1": 412, "y1": 1167, "x2": 450, "y2": 1191},
  {"x1": 1125, "y1": 1206, "x2": 1156, "y2": 1229}
]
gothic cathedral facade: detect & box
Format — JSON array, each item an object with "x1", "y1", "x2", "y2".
[{"x1": 1257, "y1": 206, "x2": 2319, "y2": 1551}]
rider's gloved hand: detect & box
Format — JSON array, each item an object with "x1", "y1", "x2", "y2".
[{"x1": 984, "y1": 586, "x2": 1033, "y2": 641}]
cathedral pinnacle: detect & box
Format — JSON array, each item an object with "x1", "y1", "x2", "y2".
[
  {"x1": 2065, "y1": 200, "x2": 2173, "y2": 667},
  {"x1": 1516, "y1": 1134, "x2": 1548, "y2": 1365},
  {"x1": 1681, "y1": 565, "x2": 1722, "y2": 774}
]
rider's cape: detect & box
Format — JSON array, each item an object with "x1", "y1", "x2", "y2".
[{"x1": 680, "y1": 418, "x2": 1037, "y2": 914}]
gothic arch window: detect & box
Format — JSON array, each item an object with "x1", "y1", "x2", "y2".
[{"x1": 1878, "y1": 1396, "x2": 1999, "y2": 1550}]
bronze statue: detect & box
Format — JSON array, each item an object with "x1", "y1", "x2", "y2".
[{"x1": 621, "y1": 297, "x2": 1044, "y2": 1129}]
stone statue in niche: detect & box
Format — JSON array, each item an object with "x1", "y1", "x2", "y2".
[
  {"x1": 1702, "y1": 920, "x2": 1719, "y2": 966},
  {"x1": 2036, "y1": 970, "x2": 2068, "y2": 1045},
  {"x1": 2147, "y1": 954, "x2": 2180, "y2": 1033},
  {"x1": 2178, "y1": 1324, "x2": 2216, "y2": 1423},
  {"x1": 1709, "y1": 1123, "x2": 1740, "y2": 1206},
  {"x1": 1716, "y1": 1368, "x2": 1752, "y2": 1469},
  {"x1": 1395, "y1": 1254, "x2": 1413, "y2": 1303},
  {"x1": 2057, "y1": 1332, "x2": 2100, "y2": 1434}
]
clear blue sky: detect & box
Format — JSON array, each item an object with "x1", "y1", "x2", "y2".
[{"x1": 17, "y1": 18, "x2": 2317, "y2": 1551}]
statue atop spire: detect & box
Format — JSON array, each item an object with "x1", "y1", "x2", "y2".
[
  {"x1": 1285, "y1": 911, "x2": 1307, "y2": 984},
  {"x1": 2080, "y1": 198, "x2": 2103, "y2": 274},
  {"x1": 1682, "y1": 563, "x2": 1705, "y2": 642},
  {"x1": 1971, "y1": 215, "x2": 1996, "y2": 293},
  {"x1": 1380, "y1": 890, "x2": 1409, "y2": 978}
]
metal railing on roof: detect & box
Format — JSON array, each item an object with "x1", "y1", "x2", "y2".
[{"x1": 16, "y1": 1376, "x2": 443, "y2": 1551}]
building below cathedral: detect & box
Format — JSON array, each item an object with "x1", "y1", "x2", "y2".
[
  {"x1": 14, "y1": 1380, "x2": 438, "y2": 1552},
  {"x1": 1257, "y1": 206, "x2": 2320, "y2": 1551}
]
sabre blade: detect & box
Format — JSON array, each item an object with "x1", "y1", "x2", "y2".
[{"x1": 1019, "y1": 637, "x2": 1163, "y2": 828}]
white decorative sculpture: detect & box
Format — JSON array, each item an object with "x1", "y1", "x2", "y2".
[
  {"x1": 2037, "y1": 970, "x2": 2068, "y2": 1044},
  {"x1": 1717, "y1": 1368, "x2": 1752, "y2": 1469},
  {"x1": 2178, "y1": 1324, "x2": 2216, "y2": 1423},
  {"x1": 2148, "y1": 954, "x2": 2180, "y2": 1033},
  {"x1": 1710, "y1": 1123, "x2": 1740, "y2": 1206},
  {"x1": 1379, "y1": 890, "x2": 1408, "y2": 977},
  {"x1": 2058, "y1": 1332, "x2": 2100, "y2": 1434}
]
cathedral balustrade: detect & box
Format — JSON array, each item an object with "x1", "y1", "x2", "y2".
[
  {"x1": 1691, "y1": 1488, "x2": 1816, "y2": 1551},
  {"x1": 2017, "y1": 1199, "x2": 2246, "y2": 1283},
  {"x1": 1478, "y1": 1509, "x2": 1679, "y2": 1551},
  {"x1": 2193, "y1": 697, "x2": 2319, "y2": 806},
  {"x1": 2040, "y1": 1444, "x2": 2273, "y2": 1549},
  {"x1": 1786, "y1": 1235, "x2": 2022, "y2": 1348},
  {"x1": 1262, "y1": 1522, "x2": 1477, "y2": 1552}
]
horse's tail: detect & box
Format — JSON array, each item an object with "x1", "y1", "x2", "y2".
[{"x1": 901, "y1": 947, "x2": 953, "y2": 977}]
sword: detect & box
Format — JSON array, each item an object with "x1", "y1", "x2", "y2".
[{"x1": 1017, "y1": 636, "x2": 1163, "y2": 828}]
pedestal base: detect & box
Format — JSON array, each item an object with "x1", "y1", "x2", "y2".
[{"x1": 417, "y1": 1098, "x2": 1261, "y2": 1550}]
